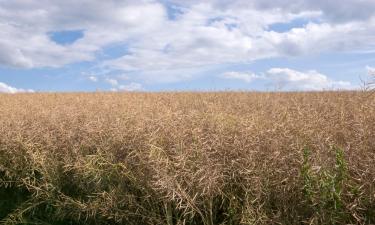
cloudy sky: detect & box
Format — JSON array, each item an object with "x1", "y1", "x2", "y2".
[{"x1": 1, "y1": 0, "x2": 375, "y2": 92}]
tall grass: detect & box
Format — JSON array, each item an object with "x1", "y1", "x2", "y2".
[{"x1": 0, "y1": 91, "x2": 374, "y2": 224}]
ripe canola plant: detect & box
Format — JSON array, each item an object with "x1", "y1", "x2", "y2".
[{"x1": 0, "y1": 92, "x2": 374, "y2": 224}]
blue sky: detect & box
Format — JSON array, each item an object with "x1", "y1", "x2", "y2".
[{"x1": 1, "y1": 0, "x2": 375, "y2": 93}]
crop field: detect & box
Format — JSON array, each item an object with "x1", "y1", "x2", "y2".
[{"x1": 0, "y1": 92, "x2": 375, "y2": 224}]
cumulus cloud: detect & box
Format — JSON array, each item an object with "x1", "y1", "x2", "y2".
[
  {"x1": 88, "y1": 76, "x2": 98, "y2": 82},
  {"x1": 105, "y1": 76, "x2": 143, "y2": 91},
  {"x1": 0, "y1": 0, "x2": 375, "y2": 86},
  {"x1": 0, "y1": 0, "x2": 167, "y2": 68},
  {"x1": 101, "y1": 1, "x2": 375, "y2": 79},
  {"x1": 0, "y1": 41, "x2": 33, "y2": 68},
  {"x1": 221, "y1": 68, "x2": 354, "y2": 91},
  {"x1": 0, "y1": 22, "x2": 94, "y2": 68},
  {"x1": 366, "y1": 66, "x2": 375, "y2": 76},
  {"x1": 253, "y1": 0, "x2": 375, "y2": 23},
  {"x1": 0, "y1": 82, "x2": 34, "y2": 93},
  {"x1": 118, "y1": 82, "x2": 143, "y2": 91},
  {"x1": 170, "y1": 0, "x2": 375, "y2": 22},
  {"x1": 265, "y1": 21, "x2": 375, "y2": 56},
  {"x1": 105, "y1": 78, "x2": 119, "y2": 86},
  {"x1": 222, "y1": 71, "x2": 260, "y2": 83},
  {"x1": 265, "y1": 68, "x2": 353, "y2": 90}
]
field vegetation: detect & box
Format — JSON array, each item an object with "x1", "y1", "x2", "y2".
[{"x1": 0, "y1": 91, "x2": 375, "y2": 224}]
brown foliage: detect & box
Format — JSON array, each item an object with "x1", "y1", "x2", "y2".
[{"x1": 0, "y1": 91, "x2": 374, "y2": 224}]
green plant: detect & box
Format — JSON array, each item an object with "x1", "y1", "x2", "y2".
[{"x1": 300, "y1": 146, "x2": 349, "y2": 223}]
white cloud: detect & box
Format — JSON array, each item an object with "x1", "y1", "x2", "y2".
[
  {"x1": 265, "y1": 68, "x2": 353, "y2": 90},
  {"x1": 0, "y1": 22, "x2": 94, "y2": 68},
  {"x1": 105, "y1": 78, "x2": 119, "y2": 86},
  {"x1": 264, "y1": 21, "x2": 375, "y2": 56},
  {"x1": 0, "y1": 1, "x2": 167, "y2": 68},
  {"x1": 366, "y1": 66, "x2": 375, "y2": 76},
  {"x1": 0, "y1": 41, "x2": 34, "y2": 68},
  {"x1": 0, "y1": 0, "x2": 375, "y2": 86},
  {"x1": 221, "y1": 68, "x2": 354, "y2": 90},
  {"x1": 88, "y1": 76, "x2": 98, "y2": 82},
  {"x1": 118, "y1": 82, "x2": 143, "y2": 91},
  {"x1": 101, "y1": 1, "x2": 375, "y2": 82},
  {"x1": 257, "y1": 0, "x2": 375, "y2": 22},
  {"x1": 222, "y1": 71, "x2": 260, "y2": 83},
  {"x1": 0, "y1": 82, "x2": 34, "y2": 93},
  {"x1": 105, "y1": 76, "x2": 143, "y2": 91},
  {"x1": 170, "y1": 0, "x2": 375, "y2": 22}
]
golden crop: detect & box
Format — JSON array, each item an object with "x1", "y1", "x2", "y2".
[{"x1": 0, "y1": 92, "x2": 374, "y2": 224}]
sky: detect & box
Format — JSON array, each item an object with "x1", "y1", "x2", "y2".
[{"x1": 1, "y1": 0, "x2": 375, "y2": 93}]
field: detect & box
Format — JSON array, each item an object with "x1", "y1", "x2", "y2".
[{"x1": 0, "y1": 92, "x2": 375, "y2": 224}]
